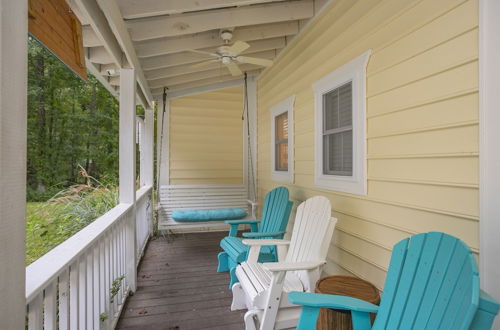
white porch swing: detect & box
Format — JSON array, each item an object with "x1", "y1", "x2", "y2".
[{"x1": 157, "y1": 74, "x2": 258, "y2": 232}]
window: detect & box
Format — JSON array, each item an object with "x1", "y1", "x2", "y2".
[
  {"x1": 270, "y1": 96, "x2": 295, "y2": 183},
  {"x1": 313, "y1": 50, "x2": 371, "y2": 195}
]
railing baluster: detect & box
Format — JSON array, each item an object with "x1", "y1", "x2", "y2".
[
  {"x1": 99, "y1": 239, "x2": 106, "y2": 329},
  {"x1": 44, "y1": 281, "x2": 57, "y2": 329},
  {"x1": 59, "y1": 269, "x2": 70, "y2": 330},
  {"x1": 93, "y1": 244, "x2": 100, "y2": 330},
  {"x1": 121, "y1": 219, "x2": 126, "y2": 300},
  {"x1": 78, "y1": 255, "x2": 87, "y2": 330},
  {"x1": 28, "y1": 292, "x2": 43, "y2": 330},
  {"x1": 111, "y1": 225, "x2": 117, "y2": 315},
  {"x1": 105, "y1": 231, "x2": 111, "y2": 324},
  {"x1": 86, "y1": 251, "x2": 94, "y2": 329},
  {"x1": 69, "y1": 261, "x2": 79, "y2": 330}
]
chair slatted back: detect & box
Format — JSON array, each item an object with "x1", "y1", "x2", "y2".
[
  {"x1": 374, "y1": 232, "x2": 479, "y2": 330},
  {"x1": 286, "y1": 196, "x2": 334, "y2": 263},
  {"x1": 259, "y1": 187, "x2": 293, "y2": 234}
]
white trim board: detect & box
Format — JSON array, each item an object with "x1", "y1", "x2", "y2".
[
  {"x1": 479, "y1": 0, "x2": 500, "y2": 328},
  {"x1": 312, "y1": 50, "x2": 371, "y2": 195}
]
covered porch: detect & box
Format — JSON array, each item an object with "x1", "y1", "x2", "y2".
[{"x1": 2, "y1": 0, "x2": 500, "y2": 329}]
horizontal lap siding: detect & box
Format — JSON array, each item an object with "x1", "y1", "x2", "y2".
[
  {"x1": 169, "y1": 86, "x2": 244, "y2": 185},
  {"x1": 257, "y1": 0, "x2": 479, "y2": 289}
]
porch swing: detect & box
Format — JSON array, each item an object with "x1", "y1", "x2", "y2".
[{"x1": 158, "y1": 75, "x2": 257, "y2": 232}]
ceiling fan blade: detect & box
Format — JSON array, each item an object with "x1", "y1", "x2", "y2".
[
  {"x1": 186, "y1": 49, "x2": 219, "y2": 57},
  {"x1": 226, "y1": 40, "x2": 250, "y2": 55},
  {"x1": 190, "y1": 60, "x2": 219, "y2": 69},
  {"x1": 226, "y1": 62, "x2": 243, "y2": 77},
  {"x1": 236, "y1": 56, "x2": 273, "y2": 67}
]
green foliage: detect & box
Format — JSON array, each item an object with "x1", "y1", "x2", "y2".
[
  {"x1": 110, "y1": 275, "x2": 125, "y2": 303},
  {"x1": 100, "y1": 313, "x2": 108, "y2": 323},
  {"x1": 27, "y1": 38, "x2": 119, "y2": 199},
  {"x1": 25, "y1": 170, "x2": 118, "y2": 265}
]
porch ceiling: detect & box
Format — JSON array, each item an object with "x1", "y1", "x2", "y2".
[{"x1": 66, "y1": 0, "x2": 329, "y2": 106}]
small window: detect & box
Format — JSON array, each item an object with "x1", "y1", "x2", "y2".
[
  {"x1": 275, "y1": 112, "x2": 288, "y2": 171},
  {"x1": 322, "y1": 82, "x2": 353, "y2": 176},
  {"x1": 313, "y1": 50, "x2": 371, "y2": 195},
  {"x1": 270, "y1": 96, "x2": 295, "y2": 183}
]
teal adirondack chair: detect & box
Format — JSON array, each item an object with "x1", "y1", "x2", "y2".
[
  {"x1": 289, "y1": 232, "x2": 500, "y2": 330},
  {"x1": 217, "y1": 186, "x2": 293, "y2": 288}
]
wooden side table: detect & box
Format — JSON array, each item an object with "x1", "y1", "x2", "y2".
[{"x1": 315, "y1": 275, "x2": 380, "y2": 330}]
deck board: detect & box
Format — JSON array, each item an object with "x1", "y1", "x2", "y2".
[{"x1": 116, "y1": 232, "x2": 245, "y2": 330}]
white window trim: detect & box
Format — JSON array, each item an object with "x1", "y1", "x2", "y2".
[
  {"x1": 313, "y1": 50, "x2": 371, "y2": 195},
  {"x1": 270, "y1": 95, "x2": 295, "y2": 183}
]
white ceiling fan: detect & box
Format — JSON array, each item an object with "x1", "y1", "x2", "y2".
[{"x1": 187, "y1": 30, "x2": 274, "y2": 76}]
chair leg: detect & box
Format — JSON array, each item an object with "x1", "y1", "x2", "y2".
[
  {"x1": 244, "y1": 310, "x2": 260, "y2": 330},
  {"x1": 231, "y1": 282, "x2": 247, "y2": 311},
  {"x1": 217, "y1": 252, "x2": 229, "y2": 272},
  {"x1": 229, "y1": 266, "x2": 239, "y2": 288}
]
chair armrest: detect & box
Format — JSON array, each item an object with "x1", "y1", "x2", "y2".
[
  {"x1": 242, "y1": 239, "x2": 291, "y2": 246},
  {"x1": 242, "y1": 231, "x2": 285, "y2": 239},
  {"x1": 263, "y1": 260, "x2": 326, "y2": 272},
  {"x1": 288, "y1": 292, "x2": 379, "y2": 313},
  {"x1": 247, "y1": 200, "x2": 258, "y2": 206},
  {"x1": 224, "y1": 219, "x2": 260, "y2": 225},
  {"x1": 225, "y1": 219, "x2": 260, "y2": 236}
]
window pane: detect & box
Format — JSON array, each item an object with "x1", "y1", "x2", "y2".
[
  {"x1": 323, "y1": 130, "x2": 352, "y2": 176},
  {"x1": 323, "y1": 81, "x2": 352, "y2": 131},
  {"x1": 276, "y1": 142, "x2": 288, "y2": 171},
  {"x1": 275, "y1": 112, "x2": 288, "y2": 140}
]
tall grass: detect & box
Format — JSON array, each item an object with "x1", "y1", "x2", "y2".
[{"x1": 26, "y1": 167, "x2": 118, "y2": 265}]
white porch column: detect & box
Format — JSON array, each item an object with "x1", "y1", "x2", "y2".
[
  {"x1": 137, "y1": 117, "x2": 145, "y2": 187},
  {"x1": 0, "y1": 0, "x2": 27, "y2": 327},
  {"x1": 120, "y1": 68, "x2": 137, "y2": 292},
  {"x1": 144, "y1": 107, "x2": 154, "y2": 187},
  {"x1": 480, "y1": 0, "x2": 500, "y2": 328}
]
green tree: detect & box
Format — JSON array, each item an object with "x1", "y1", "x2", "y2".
[{"x1": 27, "y1": 38, "x2": 119, "y2": 200}]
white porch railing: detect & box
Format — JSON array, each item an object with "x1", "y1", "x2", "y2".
[
  {"x1": 25, "y1": 185, "x2": 153, "y2": 330},
  {"x1": 136, "y1": 185, "x2": 153, "y2": 265}
]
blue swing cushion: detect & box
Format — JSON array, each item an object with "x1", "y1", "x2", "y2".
[{"x1": 172, "y1": 208, "x2": 248, "y2": 222}]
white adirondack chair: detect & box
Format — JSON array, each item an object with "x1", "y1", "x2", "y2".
[{"x1": 231, "y1": 196, "x2": 337, "y2": 330}]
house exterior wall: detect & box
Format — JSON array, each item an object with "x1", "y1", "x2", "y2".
[
  {"x1": 169, "y1": 86, "x2": 244, "y2": 185},
  {"x1": 257, "y1": 0, "x2": 479, "y2": 289}
]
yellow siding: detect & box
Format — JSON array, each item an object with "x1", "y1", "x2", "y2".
[
  {"x1": 169, "y1": 86, "x2": 244, "y2": 185},
  {"x1": 257, "y1": 0, "x2": 479, "y2": 289}
]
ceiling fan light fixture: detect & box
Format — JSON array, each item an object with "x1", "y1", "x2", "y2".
[
  {"x1": 220, "y1": 30, "x2": 233, "y2": 43},
  {"x1": 221, "y1": 56, "x2": 231, "y2": 65}
]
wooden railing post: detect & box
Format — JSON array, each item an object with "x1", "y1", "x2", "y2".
[
  {"x1": 0, "y1": 0, "x2": 27, "y2": 328},
  {"x1": 119, "y1": 68, "x2": 137, "y2": 293}
]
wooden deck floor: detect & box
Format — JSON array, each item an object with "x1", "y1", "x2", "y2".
[{"x1": 116, "y1": 231, "x2": 245, "y2": 330}]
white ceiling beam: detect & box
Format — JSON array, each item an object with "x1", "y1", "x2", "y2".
[
  {"x1": 165, "y1": 79, "x2": 244, "y2": 100},
  {"x1": 145, "y1": 51, "x2": 275, "y2": 80},
  {"x1": 88, "y1": 46, "x2": 115, "y2": 64},
  {"x1": 148, "y1": 64, "x2": 260, "y2": 88},
  {"x1": 136, "y1": 21, "x2": 299, "y2": 58},
  {"x1": 127, "y1": 0, "x2": 313, "y2": 41},
  {"x1": 68, "y1": 0, "x2": 123, "y2": 66},
  {"x1": 95, "y1": 0, "x2": 154, "y2": 107},
  {"x1": 117, "y1": 0, "x2": 287, "y2": 19},
  {"x1": 141, "y1": 38, "x2": 284, "y2": 71},
  {"x1": 82, "y1": 25, "x2": 103, "y2": 47},
  {"x1": 151, "y1": 71, "x2": 260, "y2": 95}
]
